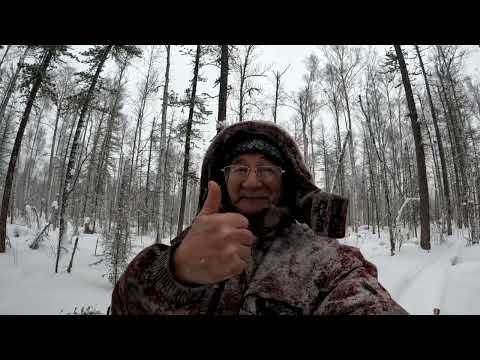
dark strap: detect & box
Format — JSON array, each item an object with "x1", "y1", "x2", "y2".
[{"x1": 206, "y1": 281, "x2": 226, "y2": 315}]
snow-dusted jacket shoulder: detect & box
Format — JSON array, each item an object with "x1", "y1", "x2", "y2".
[
  {"x1": 111, "y1": 215, "x2": 407, "y2": 315},
  {"x1": 111, "y1": 120, "x2": 407, "y2": 315}
]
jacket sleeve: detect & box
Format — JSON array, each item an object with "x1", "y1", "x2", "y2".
[
  {"x1": 313, "y1": 243, "x2": 408, "y2": 315},
  {"x1": 111, "y1": 231, "x2": 211, "y2": 315}
]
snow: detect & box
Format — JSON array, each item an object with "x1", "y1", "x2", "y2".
[
  {"x1": 51, "y1": 201, "x2": 58, "y2": 210},
  {"x1": 0, "y1": 224, "x2": 172, "y2": 314},
  {"x1": 341, "y1": 226, "x2": 480, "y2": 315},
  {"x1": 1, "y1": 222, "x2": 480, "y2": 314}
]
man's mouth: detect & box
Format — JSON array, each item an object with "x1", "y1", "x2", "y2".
[
  {"x1": 233, "y1": 196, "x2": 269, "y2": 205},
  {"x1": 240, "y1": 196, "x2": 268, "y2": 200}
]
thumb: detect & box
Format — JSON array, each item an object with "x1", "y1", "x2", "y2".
[{"x1": 199, "y1": 181, "x2": 222, "y2": 216}]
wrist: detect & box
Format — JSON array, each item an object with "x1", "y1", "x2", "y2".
[{"x1": 172, "y1": 245, "x2": 201, "y2": 287}]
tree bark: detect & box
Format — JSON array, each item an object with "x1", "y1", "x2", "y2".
[
  {"x1": 272, "y1": 64, "x2": 289, "y2": 125},
  {"x1": 0, "y1": 46, "x2": 29, "y2": 129},
  {"x1": 415, "y1": 45, "x2": 452, "y2": 235},
  {"x1": 177, "y1": 45, "x2": 201, "y2": 236},
  {"x1": 340, "y1": 71, "x2": 357, "y2": 232},
  {"x1": 0, "y1": 45, "x2": 11, "y2": 70},
  {"x1": 56, "y1": 45, "x2": 112, "y2": 272},
  {"x1": 155, "y1": 45, "x2": 171, "y2": 243},
  {"x1": 0, "y1": 47, "x2": 54, "y2": 253},
  {"x1": 360, "y1": 95, "x2": 394, "y2": 254},
  {"x1": 394, "y1": 45, "x2": 430, "y2": 251},
  {"x1": 217, "y1": 45, "x2": 228, "y2": 132},
  {"x1": 144, "y1": 116, "x2": 156, "y2": 234}
]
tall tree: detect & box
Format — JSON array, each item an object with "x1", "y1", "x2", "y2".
[
  {"x1": 0, "y1": 46, "x2": 29, "y2": 130},
  {"x1": 0, "y1": 46, "x2": 61, "y2": 253},
  {"x1": 0, "y1": 45, "x2": 11, "y2": 71},
  {"x1": 103, "y1": 157, "x2": 131, "y2": 285},
  {"x1": 177, "y1": 45, "x2": 201, "y2": 236},
  {"x1": 272, "y1": 64, "x2": 290, "y2": 124},
  {"x1": 45, "y1": 65, "x2": 76, "y2": 221},
  {"x1": 155, "y1": 45, "x2": 171, "y2": 243},
  {"x1": 394, "y1": 45, "x2": 431, "y2": 251},
  {"x1": 56, "y1": 45, "x2": 114, "y2": 272},
  {"x1": 322, "y1": 45, "x2": 362, "y2": 232},
  {"x1": 217, "y1": 45, "x2": 228, "y2": 133},
  {"x1": 415, "y1": 45, "x2": 452, "y2": 235},
  {"x1": 231, "y1": 45, "x2": 268, "y2": 122}
]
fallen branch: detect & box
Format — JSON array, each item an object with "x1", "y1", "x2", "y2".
[
  {"x1": 29, "y1": 222, "x2": 51, "y2": 249},
  {"x1": 88, "y1": 258, "x2": 104, "y2": 266},
  {"x1": 395, "y1": 197, "x2": 420, "y2": 225},
  {"x1": 67, "y1": 236, "x2": 79, "y2": 273}
]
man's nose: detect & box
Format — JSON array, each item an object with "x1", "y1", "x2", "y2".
[{"x1": 242, "y1": 168, "x2": 262, "y2": 187}]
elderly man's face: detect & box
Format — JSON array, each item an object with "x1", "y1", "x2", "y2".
[{"x1": 225, "y1": 153, "x2": 283, "y2": 215}]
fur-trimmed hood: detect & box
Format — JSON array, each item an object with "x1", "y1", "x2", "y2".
[{"x1": 197, "y1": 121, "x2": 348, "y2": 238}]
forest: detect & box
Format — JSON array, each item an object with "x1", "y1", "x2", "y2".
[{"x1": 1, "y1": 45, "x2": 480, "y2": 314}]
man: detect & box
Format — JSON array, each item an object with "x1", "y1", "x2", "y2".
[{"x1": 111, "y1": 120, "x2": 407, "y2": 315}]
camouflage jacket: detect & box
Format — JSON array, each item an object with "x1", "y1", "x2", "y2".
[{"x1": 111, "y1": 121, "x2": 407, "y2": 315}]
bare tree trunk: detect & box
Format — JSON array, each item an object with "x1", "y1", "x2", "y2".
[
  {"x1": 23, "y1": 103, "x2": 45, "y2": 209},
  {"x1": 394, "y1": 45, "x2": 430, "y2": 251},
  {"x1": 237, "y1": 45, "x2": 254, "y2": 122},
  {"x1": 436, "y1": 50, "x2": 470, "y2": 231},
  {"x1": 415, "y1": 45, "x2": 452, "y2": 235},
  {"x1": 56, "y1": 45, "x2": 112, "y2": 272},
  {"x1": 144, "y1": 117, "x2": 156, "y2": 234},
  {"x1": 177, "y1": 45, "x2": 201, "y2": 236},
  {"x1": 435, "y1": 83, "x2": 462, "y2": 227},
  {"x1": 66, "y1": 235, "x2": 79, "y2": 273},
  {"x1": 159, "y1": 113, "x2": 175, "y2": 242},
  {"x1": 0, "y1": 45, "x2": 11, "y2": 70},
  {"x1": 330, "y1": 130, "x2": 350, "y2": 194},
  {"x1": 92, "y1": 58, "x2": 128, "y2": 233},
  {"x1": 0, "y1": 48, "x2": 54, "y2": 252},
  {"x1": 360, "y1": 95, "x2": 394, "y2": 254},
  {"x1": 81, "y1": 102, "x2": 106, "y2": 222},
  {"x1": 155, "y1": 45, "x2": 171, "y2": 244},
  {"x1": 217, "y1": 45, "x2": 228, "y2": 132},
  {"x1": 309, "y1": 113, "x2": 316, "y2": 182},
  {"x1": 418, "y1": 94, "x2": 443, "y2": 221},
  {"x1": 341, "y1": 75, "x2": 357, "y2": 233},
  {"x1": 0, "y1": 46, "x2": 29, "y2": 129},
  {"x1": 320, "y1": 120, "x2": 329, "y2": 190},
  {"x1": 436, "y1": 70, "x2": 464, "y2": 228},
  {"x1": 46, "y1": 101, "x2": 63, "y2": 221},
  {"x1": 272, "y1": 64, "x2": 290, "y2": 125},
  {"x1": 364, "y1": 131, "x2": 379, "y2": 236},
  {"x1": 333, "y1": 98, "x2": 344, "y2": 195}
]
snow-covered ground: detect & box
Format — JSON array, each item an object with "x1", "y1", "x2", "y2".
[
  {"x1": 0, "y1": 223, "x2": 164, "y2": 315},
  {"x1": 341, "y1": 226, "x2": 480, "y2": 315},
  {"x1": 1, "y1": 222, "x2": 479, "y2": 315}
]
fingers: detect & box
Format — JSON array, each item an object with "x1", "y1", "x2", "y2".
[
  {"x1": 227, "y1": 256, "x2": 248, "y2": 278},
  {"x1": 215, "y1": 213, "x2": 249, "y2": 229},
  {"x1": 236, "y1": 244, "x2": 252, "y2": 263},
  {"x1": 198, "y1": 181, "x2": 222, "y2": 216},
  {"x1": 227, "y1": 228, "x2": 256, "y2": 247}
]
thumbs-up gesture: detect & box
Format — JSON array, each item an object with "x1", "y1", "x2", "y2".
[{"x1": 173, "y1": 181, "x2": 256, "y2": 285}]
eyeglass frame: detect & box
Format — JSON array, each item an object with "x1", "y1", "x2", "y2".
[{"x1": 221, "y1": 164, "x2": 285, "y2": 183}]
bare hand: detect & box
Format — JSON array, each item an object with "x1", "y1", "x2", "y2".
[{"x1": 173, "y1": 181, "x2": 256, "y2": 285}]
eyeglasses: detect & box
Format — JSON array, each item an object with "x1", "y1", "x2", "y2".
[{"x1": 221, "y1": 165, "x2": 285, "y2": 183}]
